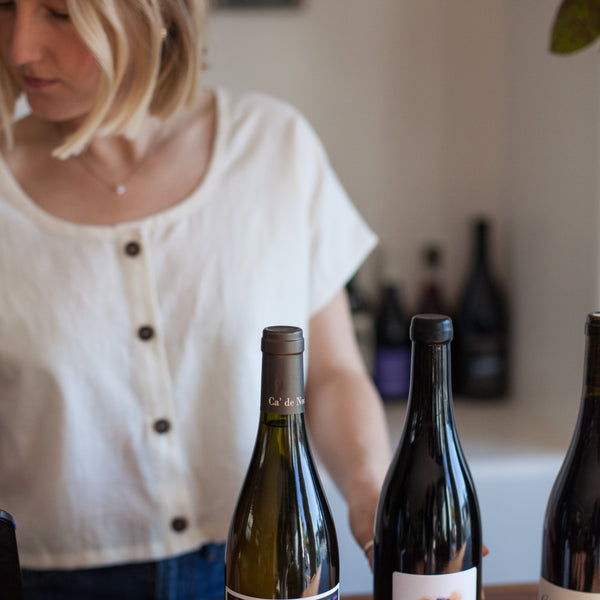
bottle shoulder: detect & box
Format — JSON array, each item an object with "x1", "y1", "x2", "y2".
[{"x1": 382, "y1": 425, "x2": 475, "y2": 496}]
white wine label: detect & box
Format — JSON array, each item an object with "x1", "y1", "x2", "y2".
[
  {"x1": 393, "y1": 567, "x2": 477, "y2": 600},
  {"x1": 539, "y1": 577, "x2": 600, "y2": 600},
  {"x1": 225, "y1": 583, "x2": 339, "y2": 600}
]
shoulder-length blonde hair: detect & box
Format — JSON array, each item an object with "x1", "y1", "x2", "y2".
[{"x1": 0, "y1": 0, "x2": 207, "y2": 159}]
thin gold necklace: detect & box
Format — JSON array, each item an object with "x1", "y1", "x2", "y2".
[
  {"x1": 75, "y1": 152, "x2": 148, "y2": 196},
  {"x1": 72, "y1": 123, "x2": 173, "y2": 196}
]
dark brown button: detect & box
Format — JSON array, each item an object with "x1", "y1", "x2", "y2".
[
  {"x1": 154, "y1": 419, "x2": 171, "y2": 434},
  {"x1": 171, "y1": 517, "x2": 188, "y2": 533},
  {"x1": 138, "y1": 325, "x2": 154, "y2": 341},
  {"x1": 125, "y1": 241, "x2": 141, "y2": 257}
]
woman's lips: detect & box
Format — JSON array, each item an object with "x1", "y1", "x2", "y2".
[{"x1": 22, "y1": 75, "x2": 57, "y2": 90}]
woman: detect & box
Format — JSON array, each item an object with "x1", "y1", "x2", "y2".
[{"x1": 0, "y1": 1, "x2": 391, "y2": 598}]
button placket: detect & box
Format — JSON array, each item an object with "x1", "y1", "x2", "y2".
[{"x1": 117, "y1": 228, "x2": 195, "y2": 535}]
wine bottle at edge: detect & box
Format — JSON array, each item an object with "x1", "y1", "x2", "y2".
[
  {"x1": 0, "y1": 510, "x2": 24, "y2": 600},
  {"x1": 225, "y1": 326, "x2": 339, "y2": 600},
  {"x1": 539, "y1": 312, "x2": 600, "y2": 598},
  {"x1": 373, "y1": 314, "x2": 482, "y2": 600}
]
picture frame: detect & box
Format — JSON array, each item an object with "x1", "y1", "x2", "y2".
[{"x1": 213, "y1": 0, "x2": 301, "y2": 7}]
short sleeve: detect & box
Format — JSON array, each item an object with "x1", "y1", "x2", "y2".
[{"x1": 291, "y1": 115, "x2": 378, "y2": 315}]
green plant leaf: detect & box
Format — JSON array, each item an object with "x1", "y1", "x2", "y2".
[{"x1": 550, "y1": 0, "x2": 600, "y2": 54}]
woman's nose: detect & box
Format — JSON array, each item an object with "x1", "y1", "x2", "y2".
[{"x1": 9, "y1": 9, "x2": 43, "y2": 66}]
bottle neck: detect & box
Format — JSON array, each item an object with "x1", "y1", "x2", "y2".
[
  {"x1": 406, "y1": 340, "x2": 453, "y2": 423},
  {"x1": 581, "y1": 332, "x2": 600, "y2": 417},
  {"x1": 257, "y1": 352, "x2": 308, "y2": 467},
  {"x1": 260, "y1": 352, "x2": 305, "y2": 415}
]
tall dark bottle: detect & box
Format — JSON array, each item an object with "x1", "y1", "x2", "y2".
[
  {"x1": 0, "y1": 510, "x2": 24, "y2": 600},
  {"x1": 454, "y1": 218, "x2": 509, "y2": 398},
  {"x1": 539, "y1": 312, "x2": 600, "y2": 598},
  {"x1": 373, "y1": 315, "x2": 482, "y2": 600},
  {"x1": 225, "y1": 326, "x2": 339, "y2": 600},
  {"x1": 373, "y1": 284, "x2": 411, "y2": 400},
  {"x1": 415, "y1": 245, "x2": 448, "y2": 316}
]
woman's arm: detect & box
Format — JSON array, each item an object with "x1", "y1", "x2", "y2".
[{"x1": 305, "y1": 287, "x2": 392, "y2": 565}]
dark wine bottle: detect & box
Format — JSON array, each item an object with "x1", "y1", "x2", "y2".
[
  {"x1": 373, "y1": 284, "x2": 411, "y2": 400},
  {"x1": 373, "y1": 314, "x2": 482, "y2": 600},
  {"x1": 453, "y1": 218, "x2": 509, "y2": 398},
  {"x1": 225, "y1": 326, "x2": 339, "y2": 600},
  {"x1": 0, "y1": 510, "x2": 24, "y2": 600},
  {"x1": 539, "y1": 312, "x2": 600, "y2": 597},
  {"x1": 415, "y1": 245, "x2": 448, "y2": 316}
]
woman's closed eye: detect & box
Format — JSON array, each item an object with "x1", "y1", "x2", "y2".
[
  {"x1": 44, "y1": 2, "x2": 70, "y2": 20},
  {"x1": 0, "y1": 2, "x2": 70, "y2": 20}
]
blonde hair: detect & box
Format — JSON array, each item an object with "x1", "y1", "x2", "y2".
[{"x1": 0, "y1": 0, "x2": 207, "y2": 159}]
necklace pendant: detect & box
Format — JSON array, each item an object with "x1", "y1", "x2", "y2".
[{"x1": 115, "y1": 184, "x2": 126, "y2": 196}]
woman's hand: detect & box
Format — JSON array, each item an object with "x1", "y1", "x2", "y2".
[{"x1": 345, "y1": 478, "x2": 382, "y2": 569}]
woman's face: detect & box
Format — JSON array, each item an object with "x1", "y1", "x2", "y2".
[{"x1": 0, "y1": 0, "x2": 100, "y2": 125}]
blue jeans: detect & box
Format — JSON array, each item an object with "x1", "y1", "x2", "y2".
[{"x1": 21, "y1": 544, "x2": 225, "y2": 600}]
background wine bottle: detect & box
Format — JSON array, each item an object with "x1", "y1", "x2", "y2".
[
  {"x1": 0, "y1": 510, "x2": 24, "y2": 600},
  {"x1": 539, "y1": 312, "x2": 600, "y2": 597},
  {"x1": 373, "y1": 314, "x2": 482, "y2": 600},
  {"x1": 414, "y1": 245, "x2": 448, "y2": 316},
  {"x1": 225, "y1": 326, "x2": 339, "y2": 600},
  {"x1": 373, "y1": 284, "x2": 411, "y2": 400},
  {"x1": 453, "y1": 218, "x2": 509, "y2": 398}
]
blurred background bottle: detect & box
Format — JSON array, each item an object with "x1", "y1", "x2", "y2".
[
  {"x1": 373, "y1": 283, "x2": 411, "y2": 401},
  {"x1": 539, "y1": 312, "x2": 600, "y2": 596},
  {"x1": 453, "y1": 218, "x2": 509, "y2": 398},
  {"x1": 414, "y1": 244, "x2": 448, "y2": 316}
]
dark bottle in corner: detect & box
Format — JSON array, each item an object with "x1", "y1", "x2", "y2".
[
  {"x1": 373, "y1": 315, "x2": 482, "y2": 600},
  {"x1": 0, "y1": 510, "x2": 24, "y2": 600},
  {"x1": 539, "y1": 312, "x2": 600, "y2": 598},
  {"x1": 373, "y1": 284, "x2": 411, "y2": 400},
  {"x1": 225, "y1": 326, "x2": 339, "y2": 600},
  {"x1": 415, "y1": 244, "x2": 448, "y2": 316},
  {"x1": 453, "y1": 218, "x2": 509, "y2": 398}
]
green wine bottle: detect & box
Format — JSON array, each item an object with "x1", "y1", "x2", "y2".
[{"x1": 225, "y1": 326, "x2": 339, "y2": 600}]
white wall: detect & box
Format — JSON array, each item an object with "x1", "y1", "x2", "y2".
[{"x1": 504, "y1": 1, "x2": 600, "y2": 428}]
